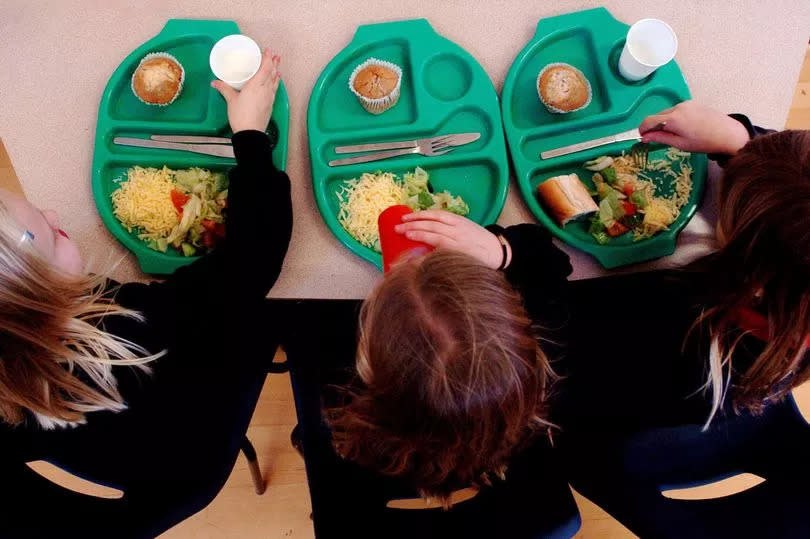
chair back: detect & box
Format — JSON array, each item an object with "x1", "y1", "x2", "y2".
[
  {"x1": 282, "y1": 299, "x2": 581, "y2": 539},
  {"x1": 563, "y1": 396, "x2": 810, "y2": 539},
  {"x1": 0, "y1": 337, "x2": 273, "y2": 538}
]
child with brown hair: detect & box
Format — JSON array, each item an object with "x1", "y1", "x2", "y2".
[
  {"x1": 325, "y1": 212, "x2": 573, "y2": 507},
  {"x1": 558, "y1": 101, "x2": 809, "y2": 434},
  {"x1": 642, "y1": 101, "x2": 809, "y2": 426}
]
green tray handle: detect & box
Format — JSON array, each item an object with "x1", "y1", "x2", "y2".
[
  {"x1": 352, "y1": 18, "x2": 434, "y2": 42},
  {"x1": 534, "y1": 7, "x2": 627, "y2": 39},
  {"x1": 160, "y1": 18, "x2": 239, "y2": 35}
]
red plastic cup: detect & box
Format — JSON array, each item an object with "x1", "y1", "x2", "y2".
[{"x1": 378, "y1": 205, "x2": 434, "y2": 273}]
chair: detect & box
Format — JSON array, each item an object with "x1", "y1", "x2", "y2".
[
  {"x1": 555, "y1": 270, "x2": 810, "y2": 538},
  {"x1": 244, "y1": 340, "x2": 294, "y2": 496},
  {"x1": 561, "y1": 395, "x2": 810, "y2": 539},
  {"x1": 0, "y1": 338, "x2": 278, "y2": 538},
  {"x1": 279, "y1": 299, "x2": 582, "y2": 539}
]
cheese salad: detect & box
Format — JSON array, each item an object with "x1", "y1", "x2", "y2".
[
  {"x1": 112, "y1": 165, "x2": 229, "y2": 257},
  {"x1": 336, "y1": 167, "x2": 469, "y2": 252},
  {"x1": 582, "y1": 148, "x2": 693, "y2": 244}
]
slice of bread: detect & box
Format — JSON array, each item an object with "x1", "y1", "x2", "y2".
[{"x1": 537, "y1": 173, "x2": 598, "y2": 225}]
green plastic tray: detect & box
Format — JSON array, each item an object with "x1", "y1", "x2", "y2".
[
  {"x1": 501, "y1": 7, "x2": 707, "y2": 269},
  {"x1": 91, "y1": 19, "x2": 289, "y2": 274},
  {"x1": 307, "y1": 18, "x2": 509, "y2": 269}
]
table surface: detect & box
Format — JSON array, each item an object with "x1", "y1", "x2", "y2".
[{"x1": 2, "y1": 0, "x2": 809, "y2": 299}]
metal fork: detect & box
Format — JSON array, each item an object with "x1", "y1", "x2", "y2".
[
  {"x1": 630, "y1": 121, "x2": 667, "y2": 169},
  {"x1": 328, "y1": 138, "x2": 454, "y2": 167}
]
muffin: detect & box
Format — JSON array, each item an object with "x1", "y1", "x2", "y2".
[
  {"x1": 349, "y1": 58, "x2": 402, "y2": 114},
  {"x1": 131, "y1": 53, "x2": 185, "y2": 106},
  {"x1": 537, "y1": 63, "x2": 592, "y2": 114}
]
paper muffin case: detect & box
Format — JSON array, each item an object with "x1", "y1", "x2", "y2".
[
  {"x1": 131, "y1": 52, "x2": 185, "y2": 107},
  {"x1": 536, "y1": 62, "x2": 592, "y2": 114},
  {"x1": 348, "y1": 58, "x2": 403, "y2": 115}
]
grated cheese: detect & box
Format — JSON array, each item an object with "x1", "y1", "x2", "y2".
[
  {"x1": 337, "y1": 172, "x2": 406, "y2": 250},
  {"x1": 112, "y1": 166, "x2": 179, "y2": 237},
  {"x1": 606, "y1": 151, "x2": 694, "y2": 241}
]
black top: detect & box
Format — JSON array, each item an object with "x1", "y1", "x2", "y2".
[
  {"x1": 104, "y1": 129, "x2": 292, "y2": 409},
  {"x1": 2, "y1": 129, "x2": 291, "y2": 458},
  {"x1": 497, "y1": 227, "x2": 721, "y2": 433},
  {"x1": 502, "y1": 115, "x2": 793, "y2": 438},
  {"x1": 279, "y1": 224, "x2": 580, "y2": 537}
]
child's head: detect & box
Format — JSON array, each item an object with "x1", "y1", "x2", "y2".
[
  {"x1": 703, "y1": 130, "x2": 810, "y2": 422},
  {"x1": 327, "y1": 250, "x2": 555, "y2": 505},
  {"x1": 0, "y1": 188, "x2": 157, "y2": 428}
]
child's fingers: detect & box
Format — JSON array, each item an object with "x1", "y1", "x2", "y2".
[
  {"x1": 640, "y1": 130, "x2": 685, "y2": 148},
  {"x1": 401, "y1": 210, "x2": 460, "y2": 224},
  {"x1": 395, "y1": 219, "x2": 455, "y2": 237},
  {"x1": 639, "y1": 113, "x2": 672, "y2": 134},
  {"x1": 257, "y1": 48, "x2": 276, "y2": 80},
  {"x1": 211, "y1": 80, "x2": 238, "y2": 102},
  {"x1": 402, "y1": 230, "x2": 456, "y2": 249}
]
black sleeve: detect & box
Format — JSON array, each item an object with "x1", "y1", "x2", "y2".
[
  {"x1": 112, "y1": 130, "x2": 292, "y2": 349},
  {"x1": 708, "y1": 113, "x2": 775, "y2": 166},
  {"x1": 486, "y1": 223, "x2": 572, "y2": 329}
]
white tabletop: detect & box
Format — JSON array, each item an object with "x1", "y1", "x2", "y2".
[{"x1": 1, "y1": 0, "x2": 808, "y2": 298}]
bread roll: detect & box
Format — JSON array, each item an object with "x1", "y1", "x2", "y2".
[{"x1": 537, "y1": 173, "x2": 598, "y2": 225}]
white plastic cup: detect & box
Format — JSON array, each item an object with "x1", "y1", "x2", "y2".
[
  {"x1": 209, "y1": 34, "x2": 262, "y2": 90},
  {"x1": 618, "y1": 19, "x2": 678, "y2": 81}
]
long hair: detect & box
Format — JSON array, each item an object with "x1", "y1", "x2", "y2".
[
  {"x1": 326, "y1": 250, "x2": 557, "y2": 506},
  {"x1": 0, "y1": 200, "x2": 163, "y2": 429},
  {"x1": 693, "y1": 130, "x2": 810, "y2": 428}
]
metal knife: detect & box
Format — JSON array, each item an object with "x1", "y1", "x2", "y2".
[
  {"x1": 540, "y1": 129, "x2": 642, "y2": 160},
  {"x1": 150, "y1": 135, "x2": 232, "y2": 144},
  {"x1": 113, "y1": 137, "x2": 235, "y2": 158},
  {"x1": 540, "y1": 122, "x2": 668, "y2": 160},
  {"x1": 334, "y1": 132, "x2": 480, "y2": 154}
]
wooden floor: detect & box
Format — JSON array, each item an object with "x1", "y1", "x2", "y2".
[
  {"x1": 160, "y1": 355, "x2": 314, "y2": 539},
  {"x1": 786, "y1": 44, "x2": 810, "y2": 129},
  {"x1": 26, "y1": 44, "x2": 810, "y2": 539}
]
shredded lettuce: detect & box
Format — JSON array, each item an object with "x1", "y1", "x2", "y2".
[
  {"x1": 417, "y1": 190, "x2": 434, "y2": 210},
  {"x1": 403, "y1": 167, "x2": 430, "y2": 196},
  {"x1": 167, "y1": 168, "x2": 227, "y2": 255},
  {"x1": 400, "y1": 167, "x2": 469, "y2": 217}
]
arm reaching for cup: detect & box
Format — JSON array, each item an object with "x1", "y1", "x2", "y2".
[
  {"x1": 638, "y1": 101, "x2": 751, "y2": 155},
  {"x1": 395, "y1": 210, "x2": 511, "y2": 270},
  {"x1": 212, "y1": 48, "x2": 281, "y2": 133},
  {"x1": 138, "y1": 46, "x2": 291, "y2": 341}
]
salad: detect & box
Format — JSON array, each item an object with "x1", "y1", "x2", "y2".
[
  {"x1": 583, "y1": 149, "x2": 693, "y2": 244},
  {"x1": 401, "y1": 167, "x2": 470, "y2": 215},
  {"x1": 112, "y1": 166, "x2": 228, "y2": 257},
  {"x1": 336, "y1": 166, "x2": 469, "y2": 252}
]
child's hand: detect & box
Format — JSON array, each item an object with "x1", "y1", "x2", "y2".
[
  {"x1": 395, "y1": 210, "x2": 511, "y2": 270},
  {"x1": 639, "y1": 100, "x2": 750, "y2": 155},
  {"x1": 212, "y1": 48, "x2": 281, "y2": 134}
]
